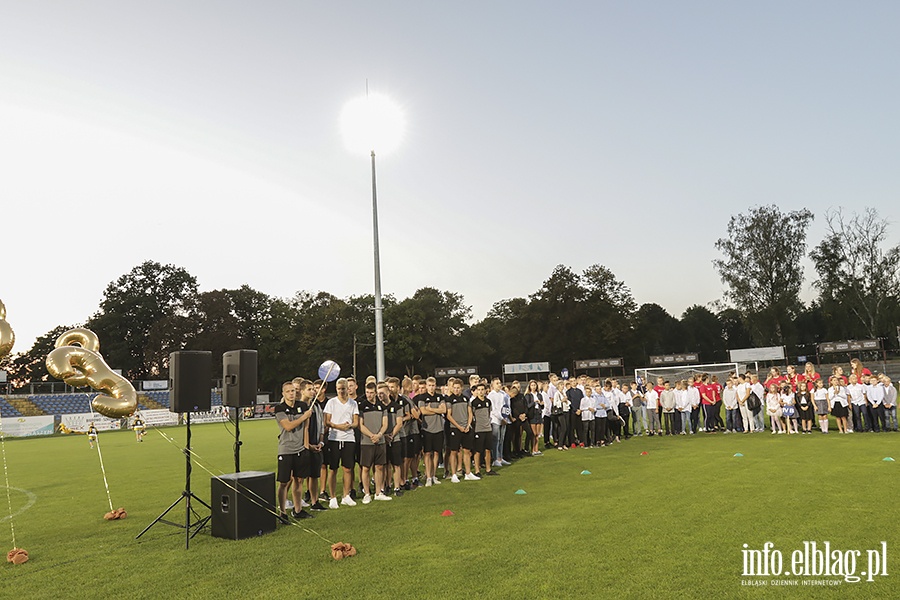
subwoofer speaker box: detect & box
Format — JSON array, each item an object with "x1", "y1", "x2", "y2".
[
  {"x1": 223, "y1": 349, "x2": 258, "y2": 407},
  {"x1": 211, "y1": 471, "x2": 276, "y2": 540},
  {"x1": 169, "y1": 351, "x2": 212, "y2": 413}
]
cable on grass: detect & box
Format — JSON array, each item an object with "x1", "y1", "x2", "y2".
[{"x1": 150, "y1": 425, "x2": 355, "y2": 557}]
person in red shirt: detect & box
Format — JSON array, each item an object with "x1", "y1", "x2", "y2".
[
  {"x1": 802, "y1": 362, "x2": 821, "y2": 391},
  {"x1": 785, "y1": 365, "x2": 801, "y2": 391},
  {"x1": 764, "y1": 367, "x2": 785, "y2": 391},
  {"x1": 698, "y1": 374, "x2": 716, "y2": 433},
  {"x1": 831, "y1": 366, "x2": 849, "y2": 386},
  {"x1": 710, "y1": 374, "x2": 724, "y2": 431}
]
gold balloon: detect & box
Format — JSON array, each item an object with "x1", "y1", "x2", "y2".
[
  {"x1": 46, "y1": 328, "x2": 138, "y2": 418},
  {"x1": 0, "y1": 299, "x2": 14, "y2": 358}
]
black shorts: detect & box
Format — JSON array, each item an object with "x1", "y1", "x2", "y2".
[
  {"x1": 359, "y1": 443, "x2": 387, "y2": 468},
  {"x1": 305, "y1": 450, "x2": 322, "y2": 479},
  {"x1": 326, "y1": 440, "x2": 357, "y2": 470},
  {"x1": 471, "y1": 430, "x2": 492, "y2": 455},
  {"x1": 423, "y1": 431, "x2": 444, "y2": 454},
  {"x1": 461, "y1": 430, "x2": 475, "y2": 451},
  {"x1": 277, "y1": 452, "x2": 308, "y2": 483},
  {"x1": 403, "y1": 433, "x2": 422, "y2": 458},
  {"x1": 447, "y1": 429, "x2": 464, "y2": 451},
  {"x1": 388, "y1": 440, "x2": 404, "y2": 467}
]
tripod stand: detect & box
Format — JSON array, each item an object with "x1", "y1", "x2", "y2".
[{"x1": 136, "y1": 413, "x2": 211, "y2": 548}]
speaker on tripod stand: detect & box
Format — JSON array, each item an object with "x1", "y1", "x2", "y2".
[{"x1": 136, "y1": 350, "x2": 213, "y2": 549}]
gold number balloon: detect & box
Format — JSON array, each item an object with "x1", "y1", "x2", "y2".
[
  {"x1": 46, "y1": 328, "x2": 138, "y2": 418},
  {"x1": 0, "y1": 299, "x2": 14, "y2": 358}
]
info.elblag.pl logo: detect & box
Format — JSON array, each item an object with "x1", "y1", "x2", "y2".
[{"x1": 741, "y1": 541, "x2": 888, "y2": 585}]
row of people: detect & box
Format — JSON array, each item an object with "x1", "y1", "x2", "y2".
[{"x1": 273, "y1": 366, "x2": 898, "y2": 521}]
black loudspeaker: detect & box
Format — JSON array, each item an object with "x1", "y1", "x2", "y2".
[
  {"x1": 169, "y1": 351, "x2": 212, "y2": 413},
  {"x1": 211, "y1": 471, "x2": 276, "y2": 540},
  {"x1": 223, "y1": 349, "x2": 258, "y2": 407}
]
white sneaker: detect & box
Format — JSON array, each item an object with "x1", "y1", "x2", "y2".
[
  {"x1": 492, "y1": 460, "x2": 503, "y2": 467},
  {"x1": 341, "y1": 495, "x2": 357, "y2": 506},
  {"x1": 425, "y1": 478, "x2": 433, "y2": 487},
  {"x1": 285, "y1": 500, "x2": 294, "y2": 510},
  {"x1": 300, "y1": 499, "x2": 310, "y2": 508},
  {"x1": 362, "y1": 494, "x2": 372, "y2": 504},
  {"x1": 451, "y1": 474, "x2": 460, "y2": 483},
  {"x1": 329, "y1": 497, "x2": 339, "y2": 509},
  {"x1": 432, "y1": 477, "x2": 441, "y2": 485},
  {"x1": 374, "y1": 493, "x2": 392, "y2": 501},
  {"x1": 500, "y1": 459, "x2": 512, "y2": 466},
  {"x1": 464, "y1": 472, "x2": 481, "y2": 481}
]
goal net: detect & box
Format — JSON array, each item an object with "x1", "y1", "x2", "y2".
[{"x1": 634, "y1": 362, "x2": 746, "y2": 388}]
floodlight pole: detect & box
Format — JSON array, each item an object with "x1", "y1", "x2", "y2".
[{"x1": 371, "y1": 149, "x2": 386, "y2": 382}]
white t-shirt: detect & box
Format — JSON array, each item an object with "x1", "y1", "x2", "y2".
[
  {"x1": 722, "y1": 387, "x2": 738, "y2": 410},
  {"x1": 644, "y1": 389, "x2": 659, "y2": 410},
  {"x1": 324, "y1": 397, "x2": 359, "y2": 442}
]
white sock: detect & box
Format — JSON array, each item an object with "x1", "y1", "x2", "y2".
[{"x1": 823, "y1": 420, "x2": 828, "y2": 433}]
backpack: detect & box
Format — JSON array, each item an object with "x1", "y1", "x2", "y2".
[{"x1": 747, "y1": 391, "x2": 762, "y2": 413}]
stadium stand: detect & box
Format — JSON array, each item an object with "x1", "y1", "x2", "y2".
[
  {"x1": 1, "y1": 397, "x2": 23, "y2": 418},
  {"x1": 22, "y1": 390, "x2": 220, "y2": 415}
]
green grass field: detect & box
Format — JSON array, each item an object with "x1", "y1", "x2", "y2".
[{"x1": 1, "y1": 421, "x2": 897, "y2": 599}]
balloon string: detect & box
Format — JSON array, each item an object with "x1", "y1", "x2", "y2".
[
  {"x1": 87, "y1": 401, "x2": 115, "y2": 511},
  {"x1": 93, "y1": 434, "x2": 115, "y2": 512},
  {"x1": 0, "y1": 412, "x2": 18, "y2": 549},
  {"x1": 151, "y1": 425, "x2": 335, "y2": 545}
]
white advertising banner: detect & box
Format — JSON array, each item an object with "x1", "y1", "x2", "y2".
[
  {"x1": 729, "y1": 346, "x2": 785, "y2": 362},
  {"x1": 61, "y1": 413, "x2": 121, "y2": 432},
  {"x1": 0, "y1": 416, "x2": 56, "y2": 437},
  {"x1": 140, "y1": 409, "x2": 179, "y2": 427},
  {"x1": 189, "y1": 406, "x2": 229, "y2": 424},
  {"x1": 503, "y1": 362, "x2": 551, "y2": 375}
]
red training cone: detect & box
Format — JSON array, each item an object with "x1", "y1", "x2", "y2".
[{"x1": 441, "y1": 510, "x2": 454, "y2": 517}]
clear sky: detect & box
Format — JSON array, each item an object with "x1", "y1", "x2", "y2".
[{"x1": 2, "y1": 1, "x2": 899, "y2": 353}]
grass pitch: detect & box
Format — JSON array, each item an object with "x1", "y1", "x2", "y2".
[{"x1": 1, "y1": 421, "x2": 897, "y2": 599}]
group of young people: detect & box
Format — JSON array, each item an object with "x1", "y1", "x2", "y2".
[
  {"x1": 273, "y1": 361, "x2": 898, "y2": 521},
  {"x1": 273, "y1": 374, "x2": 515, "y2": 522}
]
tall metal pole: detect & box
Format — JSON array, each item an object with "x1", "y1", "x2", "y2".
[{"x1": 371, "y1": 150, "x2": 386, "y2": 382}]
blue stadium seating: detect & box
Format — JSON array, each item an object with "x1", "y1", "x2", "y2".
[
  {"x1": 24, "y1": 390, "x2": 219, "y2": 415},
  {"x1": 0, "y1": 398, "x2": 22, "y2": 418}
]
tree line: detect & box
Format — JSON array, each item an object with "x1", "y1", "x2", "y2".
[{"x1": 2, "y1": 206, "x2": 898, "y2": 394}]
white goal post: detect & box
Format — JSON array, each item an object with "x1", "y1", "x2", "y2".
[{"x1": 634, "y1": 362, "x2": 746, "y2": 388}]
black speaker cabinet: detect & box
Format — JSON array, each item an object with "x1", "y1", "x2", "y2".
[
  {"x1": 223, "y1": 349, "x2": 258, "y2": 407},
  {"x1": 169, "y1": 351, "x2": 212, "y2": 413},
  {"x1": 211, "y1": 471, "x2": 276, "y2": 540}
]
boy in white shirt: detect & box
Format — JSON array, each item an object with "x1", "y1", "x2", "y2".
[
  {"x1": 660, "y1": 381, "x2": 676, "y2": 435},
  {"x1": 324, "y1": 378, "x2": 360, "y2": 509},
  {"x1": 644, "y1": 384, "x2": 661, "y2": 436},
  {"x1": 578, "y1": 386, "x2": 596, "y2": 447},
  {"x1": 722, "y1": 377, "x2": 738, "y2": 433}
]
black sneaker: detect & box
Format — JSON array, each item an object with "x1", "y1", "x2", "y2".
[
  {"x1": 349, "y1": 488, "x2": 357, "y2": 500},
  {"x1": 310, "y1": 501, "x2": 326, "y2": 511},
  {"x1": 278, "y1": 513, "x2": 290, "y2": 525},
  {"x1": 393, "y1": 488, "x2": 404, "y2": 497},
  {"x1": 484, "y1": 471, "x2": 499, "y2": 476},
  {"x1": 303, "y1": 490, "x2": 311, "y2": 504},
  {"x1": 318, "y1": 492, "x2": 329, "y2": 502},
  {"x1": 292, "y1": 510, "x2": 313, "y2": 520},
  {"x1": 403, "y1": 481, "x2": 411, "y2": 491}
]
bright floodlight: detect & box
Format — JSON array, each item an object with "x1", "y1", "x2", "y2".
[{"x1": 340, "y1": 93, "x2": 405, "y2": 156}]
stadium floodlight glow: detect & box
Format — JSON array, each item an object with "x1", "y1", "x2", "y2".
[
  {"x1": 340, "y1": 93, "x2": 405, "y2": 156},
  {"x1": 340, "y1": 90, "x2": 405, "y2": 382}
]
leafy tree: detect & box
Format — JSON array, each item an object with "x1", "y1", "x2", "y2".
[
  {"x1": 809, "y1": 208, "x2": 900, "y2": 339},
  {"x1": 680, "y1": 305, "x2": 727, "y2": 362},
  {"x1": 631, "y1": 303, "x2": 684, "y2": 361},
  {"x1": 86, "y1": 261, "x2": 198, "y2": 378},
  {"x1": 713, "y1": 205, "x2": 814, "y2": 345},
  {"x1": 384, "y1": 288, "x2": 472, "y2": 376},
  {"x1": 7, "y1": 325, "x2": 73, "y2": 388}
]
